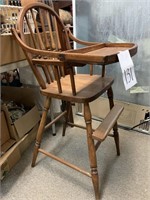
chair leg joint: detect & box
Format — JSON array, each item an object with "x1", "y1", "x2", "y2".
[
  {"x1": 35, "y1": 141, "x2": 40, "y2": 148},
  {"x1": 91, "y1": 167, "x2": 98, "y2": 175},
  {"x1": 85, "y1": 120, "x2": 91, "y2": 124}
]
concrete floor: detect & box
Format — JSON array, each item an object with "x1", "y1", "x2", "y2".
[{"x1": 1, "y1": 114, "x2": 150, "y2": 200}]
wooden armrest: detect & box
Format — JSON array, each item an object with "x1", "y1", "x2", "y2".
[
  {"x1": 92, "y1": 105, "x2": 124, "y2": 142},
  {"x1": 32, "y1": 58, "x2": 64, "y2": 65},
  {"x1": 66, "y1": 27, "x2": 99, "y2": 46}
]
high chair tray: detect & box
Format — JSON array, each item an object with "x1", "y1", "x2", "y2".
[{"x1": 62, "y1": 43, "x2": 137, "y2": 65}]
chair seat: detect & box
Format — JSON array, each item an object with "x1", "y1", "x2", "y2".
[{"x1": 41, "y1": 74, "x2": 114, "y2": 103}]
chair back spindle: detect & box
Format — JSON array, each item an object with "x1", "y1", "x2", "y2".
[{"x1": 13, "y1": 3, "x2": 72, "y2": 92}]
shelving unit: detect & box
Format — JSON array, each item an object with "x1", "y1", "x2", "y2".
[{"x1": 2, "y1": 0, "x2": 21, "y2": 6}]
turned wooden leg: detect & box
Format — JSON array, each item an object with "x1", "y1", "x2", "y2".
[
  {"x1": 32, "y1": 97, "x2": 51, "y2": 167},
  {"x1": 84, "y1": 102, "x2": 100, "y2": 200},
  {"x1": 107, "y1": 87, "x2": 120, "y2": 156},
  {"x1": 62, "y1": 102, "x2": 72, "y2": 136},
  {"x1": 113, "y1": 123, "x2": 120, "y2": 156}
]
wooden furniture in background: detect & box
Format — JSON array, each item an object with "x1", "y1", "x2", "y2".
[
  {"x1": 11, "y1": 3, "x2": 137, "y2": 199},
  {"x1": 52, "y1": 0, "x2": 72, "y2": 14}
]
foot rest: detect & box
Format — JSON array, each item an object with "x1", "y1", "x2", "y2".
[{"x1": 92, "y1": 105, "x2": 124, "y2": 142}]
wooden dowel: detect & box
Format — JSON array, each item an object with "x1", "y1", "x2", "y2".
[
  {"x1": 95, "y1": 141, "x2": 101, "y2": 151},
  {"x1": 67, "y1": 122, "x2": 86, "y2": 130},
  {"x1": 45, "y1": 110, "x2": 67, "y2": 130},
  {"x1": 38, "y1": 148, "x2": 91, "y2": 177},
  {"x1": 39, "y1": 9, "x2": 49, "y2": 49},
  {"x1": 67, "y1": 122, "x2": 95, "y2": 132},
  {"x1": 89, "y1": 64, "x2": 93, "y2": 75},
  {"x1": 102, "y1": 64, "x2": 105, "y2": 77}
]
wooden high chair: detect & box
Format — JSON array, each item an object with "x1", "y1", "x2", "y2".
[{"x1": 12, "y1": 3, "x2": 137, "y2": 199}]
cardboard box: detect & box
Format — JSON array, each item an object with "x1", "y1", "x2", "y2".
[
  {"x1": 0, "y1": 124, "x2": 38, "y2": 180},
  {"x1": 1, "y1": 108, "x2": 16, "y2": 156},
  {"x1": 89, "y1": 97, "x2": 150, "y2": 133},
  {"x1": 0, "y1": 35, "x2": 26, "y2": 66},
  {"x1": 1, "y1": 86, "x2": 40, "y2": 141},
  {"x1": 0, "y1": 33, "x2": 36, "y2": 66}
]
